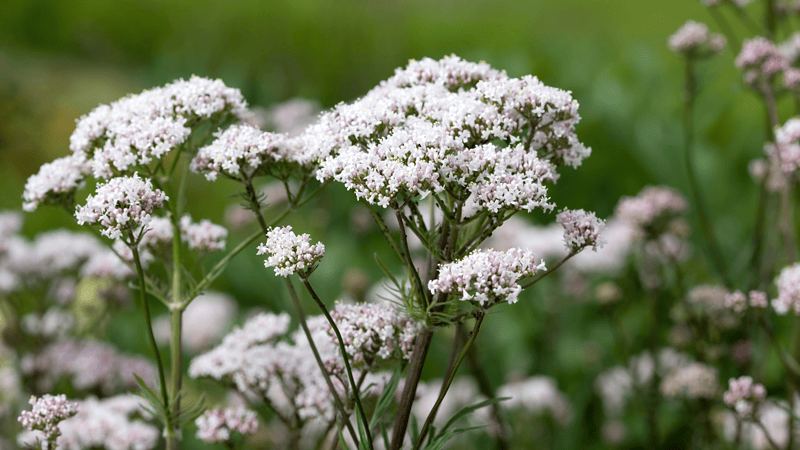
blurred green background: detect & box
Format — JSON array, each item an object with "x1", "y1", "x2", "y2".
[{"x1": 0, "y1": 0, "x2": 781, "y2": 448}]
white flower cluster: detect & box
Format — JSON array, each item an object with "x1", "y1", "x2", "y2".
[
  {"x1": 615, "y1": 185, "x2": 688, "y2": 235},
  {"x1": 327, "y1": 302, "x2": 422, "y2": 367},
  {"x1": 497, "y1": 376, "x2": 573, "y2": 425},
  {"x1": 257, "y1": 226, "x2": 325, "y2": 277},
  {"x1": 75, "y1": 173, "x2": 168, "y2": 240},
  {"x1": 736, "y1": 37, "x2": 789, "y2": 83},
  {"x1": 310, "y1": 56, "x2": 588, "y2": 212},
  {"x1": 190, "y1": 124, "x2": 299, "y2": 181},
  {"x1": 773, "y1": 118, "x2": 800, "y2": 173},
  {"x1": 264, "y1": 98, "x2": 321, "y2": 136},
  {"x1": 69, "y1": 76, "x2": 247, "y2": 179},
  {"x1": 21, "y1": 339, "x2": 156, "y2": 395},
  {"x1": 428, "y1": 248, "x2": 546, "y2": 307},
  {"x1": 774, "y1": 263, "x2": 800, "y2": 314},
  {"x1": 556, "y1": 209, "x2": 606, "y2": 252},
  {"x1": 723, "y1": 376, "x2": 767, "y2": 417},
  {"x1": 668, "y1": 20, "x2": 726, "y2": 54},
  {"x1": 22, "y1": 153, "x2": 91, "y2": 212},
  {"x1": 195, "y1": 407, "x2": 259, "y2": 443},
  {"x1": 180, "y1": 215, "x2": 228, "y2": 252},
  {"x1": 660, "y1": 363, "x2": 719, "y2": 399},
  {"x1": 17, "y1": 395, "x2": 159, "y2": 450},
  {"x1": 153, "y1": 292, "x2": 238, "y2": 354},
  {"x1": 724, "y1": 290, "x2": 769, "y2": 313},
  {"x1": 17, "y1": 394, "x2": 79, "y2": 440}
]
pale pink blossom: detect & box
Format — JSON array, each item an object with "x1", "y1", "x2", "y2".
[
  {"x1": 668, "y1": 21, "x2": 726, "y2": 54},
  {"x1": 18, "y1": 394, "x2": 79, "y2": 441},
  {"x1": 428, "y1": 248, "x2": 546, "y2": 307},
  {"x1": 22, "y1": 153, "x2": 91, "y2": 212},
  {"x1": 723, "y1": 376, "x2": 766, "y2": 417},
  {"x1": 257, "y1": 226, "x2": 325, "y2": 277},
  {"x1": 556, "y1": 209, "x2": 606, "y2": 252},
  {"x1": 196, "y1": 407, "x2": 259, "y2": 443}
]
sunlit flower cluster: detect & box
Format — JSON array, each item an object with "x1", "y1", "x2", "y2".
[
  {"x1": 668, "y1": 20, "x2": 726, "y2": 55},
  {"x1": 723, "y1": 376, "x2": 767, "y2": 417},
  {"x1": 556, "y1": 208, "x2": 606, "y2": 252},
  {"x1": 17, "y1": 394, "x2": 79, "y2": 441},
  {"x1": 75, "y1": 173, "x2": 168, "y2": 240},
  {"x1": 196, "y1": 407, "x2": 259, "y2": 443},
  {"x1": 180, "y1": 215, "x2": 228, "y2": 252},
  {"x1": 327, "y1": 302, "x2": 422, "y2": 367},
  {"x1": 311, "y1": 56, "x2": 587, "y2": 212},
  {"x1": 736, "y1": 37, "x2": 790, "y2": 83},
  {"x1": 190, "y1": 124, "x2": 300, "y2": 181},
  {"x1": 774, "y1": 263, "x2": 800, "y2": 314},
  {"x1": 18, "y1": 395, "x2": 159, "y2": 450},
  {"x1": 257, "y1": 226, "x2": 325, "y2": 277},
  {"x1": 428, "y1": 248, "x2": 546, "y2": 307}
]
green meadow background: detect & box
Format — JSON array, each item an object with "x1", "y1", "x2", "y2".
[{"x1": 0, "y1": 0, "x2": 782, "y2": 448}]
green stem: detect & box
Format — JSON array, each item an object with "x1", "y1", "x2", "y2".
[
  {"x1": 520, "y1": 251, "x2": 575, "y2": 289},
  {"x1": 412, "y1": 312, "x2": 486, "y2": 450},
  {"x1": 283, "y1": 278, "x2": 360, "y2": 446},
  {"x1": 130, "y1": 244, "x2": 170, "y2": 420},
  {"x1": 395, "y1": 208, "x2": 428, "y2": 309},
  {"x1": 300, "y1": 278, "x2": 374, "y2": 449}
]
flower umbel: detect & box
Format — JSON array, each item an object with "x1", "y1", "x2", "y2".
[
  {"x1": 74, "y1": 173, "x2": 168, "y2": 241},
  {"x1": 556, "y1": 209, "x2": 606, "y2": 252},
  {"x1": 196, "y1": 407, "x2": 259, "y2": 444},
  {"x1": 18, "y1": 394, "x2": 79, "y2": 442},
  {"x1": 428, "y1": 248, "x2": 546, "y2": 307},
  {"x1": 257, "y1": 226, "x2": 325, "y2": 277}
]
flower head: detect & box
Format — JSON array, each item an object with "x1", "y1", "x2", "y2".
[
  {"x1": 23, "y1": 153, "x2": 92, "y2": 212},
  {"x1": 180, "y1": 215, "x2": 228, "y2": 252},
  {"x1": 556, "y1": 209, "x2": 606, "y2": 252},
  {"x1": 615, "y1": 186, "x2": 688, "y2": 236},
  {"x1": 774, "y1": 263, "x2": 800, "y2": 314},
  {"x1": 736, "y1": 37, "x2": 789, "y2": 82},
  {"x1": 190, "y1": 124, "x2": 300, "y2": 181},
  {"x1": 196, "y1": 407, "x2": 258, "y2": 443},
  {"x1": 70, "y1": 76, "x2": 247, "y2": 179},
  {"x1": 723, "y1": 376, "x2": 767, "y2": 417},
  {"x1": 668, "y1": 20, "x2": 726, "y2": 55},
  {"x1": 75, "y1": 173, "x2": 168, "y2": 240},
  {"x1": 428, "y1": 248, "x2": 546, "y2": 307},
  {"x1": 257, "y1": 226, "x2": 325, "y2": 277},
  {"x1": 660, "y1": 363, "x2": 719, "y2": 399},
  {"x1": 18, "y1": 394, "x2": 79, "y2": 440}
]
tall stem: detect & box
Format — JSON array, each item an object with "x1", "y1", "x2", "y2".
[
  {"x1": 283, "y1": 278, "x2": 359, "y2": 445},
  {"x1": 300, "y1": 278, "x2": 374, "y2": 449},
  {"x1": 131, "y1": 245, "x2": 170, "y2": 425},
  {"x1": 682, "y1": 58, "x2": 732, "y2": 287},
  {"x1": 412, "y1": 312, "x2": 486, "y2": 450},
  {"x1": 243, "y1": 179, "x2": 359, "y2": 445}
]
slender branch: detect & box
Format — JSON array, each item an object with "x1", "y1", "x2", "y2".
[
  {"x1": 521, "y1": 251, "x2": 576, "y2": 289},
  {"x1": 412, "y1": 312, "x2": 486, "y2": 450},
  {"x1": 130, "y1": 244, "x2": 170, "y2": 418},
  {"x1": 395, "y1": 208, "x2": 428, "y2": 309},
  {"x1": 300, "y1": 278, "x2": 374, "y2": 449},
  {"x1": 283, "y1": 278, "x2": 359, "y2": 445}
]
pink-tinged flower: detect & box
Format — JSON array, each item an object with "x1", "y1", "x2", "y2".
[
  {"x1": 736, "y1": 37, "x2": 789, "y2": 82},
  {"x1": 196, "y1": 407, "x2": 259, "y2": 443},
  {"x1": 190, "y1": 124, "x2": 299, "y2": 181},
  {"x1": 180, "y1": 215, "x2": 227, "y2": 252},
  {"x1": 18, "y1": 394, "x2": 79, "y2": 440},
  {"x1": 773, "y1": 118, "x2": 800, "y2": 173},
  {"x1": 428, "y1": 248, "x2": 546, "y2": 307},
  {"x1": 310, "y1": 56, "x2": 584, "y2": 214},
  {"x1": 327, "y1": 302, "x2": 422, "y2": 367},
  {"x1": 615, "y1": 186, "x2": 688, "y2": 235},
  {"x1": 17, "y1": 395, "x2": 159, "y2": 450},
  {"x1": 774, "y1": 263, "x2": 800, "y2": 314},
  {"x1": 69, "y1": 76, "x2": 248, "y2": 179},
  {"x1": 784, "y1": 68, "x2": 800, "y2": 90},
  {"x1": 75, "y1": 173, "x2": 168, "y2": 240},
  {"x1": 257, "y1": 226, "x2": 325, "y2": 277},
  {"x1": 724, "y1": 376, "x2": 767, "y2": 417},
  {"x1": 724, "y1": 290, "x2": 769, "y2": 313},
  {"x1": 556, "y1": 209, "x2": 606, "y2": 252},
  {"x1": 668, "y1": 21, "x2": 726, "y2": 55},
  {"x1": 22, "y1": 153, "x2": 92, "y2": 212}
]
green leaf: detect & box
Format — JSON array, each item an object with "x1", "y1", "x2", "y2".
[
  {"x1": 374, "y1": 252, "x2": 399, "y2": 288},
  {"x1": 436, "y1": 397, "x2": 509, "y2": 440},
  {"x1": 369, "y1": 370, "x2": 401, "y2": 430}
]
